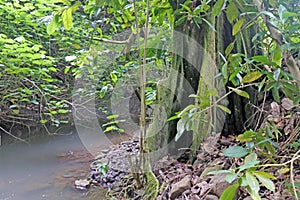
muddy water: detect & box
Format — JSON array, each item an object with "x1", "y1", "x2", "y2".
[{"x1": 0, "y1": 131, "x2": 130, "y2": 200}]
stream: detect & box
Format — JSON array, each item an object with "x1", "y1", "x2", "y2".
[{"x1": 0, "y1": 130, "x2": 127, "y2": 200}]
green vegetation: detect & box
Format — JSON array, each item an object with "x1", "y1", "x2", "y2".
[{"x1": 1, "y1": 0, "x2": 300, "y2": 199}]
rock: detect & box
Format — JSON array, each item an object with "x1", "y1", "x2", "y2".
[
  {"x1": 74, "y1": 179, "x2": 90, "y2": 190},
  {"x1": 209, "y1": 173, "x2": 231, "y2": 197},
  {"x1": 205, "y1": 194, "x2": 219, "y2": 200},
  {"x1": 169, "y1": 175, "x2": 191, "y2": 199},
  {"x1": 282, "y1": 98, "x2": 295, "y2": 110}
]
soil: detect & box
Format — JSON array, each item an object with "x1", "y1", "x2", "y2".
[{"x1": 79, "y1": 98, "x2": 300, "y2": 200}]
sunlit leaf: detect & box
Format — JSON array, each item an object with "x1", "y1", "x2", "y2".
[
  {"x1": 217, "y1": 104, "x2": 231, "y2": 114},
  {"x1": 246, "y1": 172, "x2": 259, "y2": 193},
  {"x1": 220, "y1": 183, "x2": 239, "y2": 200},
  {"x1": 255, "y1": 173, "x2": 275, "y2": 191},
  {"x1": 47, "y1": 14, "x2": 59, "y2": 35},
  {"x1": 228, "y1": 87, "x2": 250, "y2": 99},
  {"x1": 62, "y1": 8, "x2": 73, "y2": 30},
  {"x1": 226, "y1": 1, "x2": 239, "y2": 23},
  {"x1": 226, "y1": 173, "x2": 238, "y2": 183},
  {"x1": 242, "y1": 71, "x2": 262, "y2": 83},
  {"x1": 232, "y1": 18, "x2": 244, "y2": 36},
  {"x1": 212, "y1": 0, "x2": 225, "y2": 17}
]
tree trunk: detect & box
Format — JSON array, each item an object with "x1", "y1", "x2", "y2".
[{"x1": 146, "y1": 0, "x2": 258, "y2": 162}]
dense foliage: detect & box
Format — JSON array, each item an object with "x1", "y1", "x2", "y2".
[{"x1": 1, "y1": 0, "x2": 300, "y2": 199}]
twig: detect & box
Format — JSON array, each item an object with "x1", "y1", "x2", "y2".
[{"x1": 0, "y1": 126, "x2": 29, "y2": 144}]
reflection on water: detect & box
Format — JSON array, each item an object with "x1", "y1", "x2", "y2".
[{"x1": 0, "y1": 131, "x2": 108, "y2": 200}]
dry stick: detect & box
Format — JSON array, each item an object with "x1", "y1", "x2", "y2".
[
  {"x1": 290, "y1": 149, "x2": 300, "y2": 200},
  {"x1": 254, "y1": 91, "x2": 267, "y2": 131},
  {"x1": 0, "y1": 126, "x2": 29, "y2": 144}
]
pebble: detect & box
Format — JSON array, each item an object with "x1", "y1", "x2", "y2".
[{"x1": 84, "y1": 138, "x2": 140, "y2": 190}]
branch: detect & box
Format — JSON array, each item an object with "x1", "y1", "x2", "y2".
[{"x1": 92, "y1": 37, "x2": 128, "y2": 44}]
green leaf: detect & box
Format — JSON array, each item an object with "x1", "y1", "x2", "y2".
[
  {"x1": 271, "y1": 45, "x2": 282, "y2": 66},
  {"x1": 110, "y1": 72, "x2": 118, "y2": 84},
  {"x1": 226, "y1": 173, "x2": 238, "y2": 183},
  {"x1": 228, "y1": 87, "x2": 250, "y2": 99},
  {"x1": 254, "y1": 174, "x2": 275, "y2": 191},
  {"x1": 242, "y1": 71, "x2": 262, "y2": 83},
  {"x1": 225, "y1": 42, "x2": 235, "y2": 57},
  {"x1": 226, "y1": 1, "x2": 239, "y2": 23},
  {"x1": 99, "y1": 86, "x2": 108, "y2": 98},
  {"x1": 47, "y1": 14, "x2": 59, "y2": 35},
  {"x1": 232, "y1": 18, "x2": 244, "y2": 36},
  {"x1": 244, "y1": 152, "x2": 257, "y2": 164},
  {"x1": 237, "y1": 161, "x2": 260, "y2": 173},
  {"x1": 64, "y1": 66, "x2": 71, "y2": 74},
  {"x1": 237, "y1": 130, "x2": 256, "y2": 142},
  {"x1": 217, "y1": 104, "x2": 231, "y2": 114},
  {"x1": 223, "y1": 146, "x2": 249, "y2": 158},
  {"x1": 58, "y1": 109, "x2": 69, "y2": 114},
  {"x1": 254, "y1": 171, "x2": 276, "y2": 179},
  {"x1": 175, "y1": 117, "x2": 187, "y2": 141},
  {"x1": 212, "y1": 0, "x2": 225, "y2": 17},
  {"x1": 167, "y1": 114, "x2": 180, "y2": 121},
  {"x1": 220, "y1": 183, "x2": 239, "y2": 200},
  {"x1": 62, "y1": 8, "x2": 73, "y2": 30},
  {"x1": 272, "y1": 86, "x2": 280, "y2": 102},
  {"x1": 40, "y1": 119, "x2": 48, "y2": 124},
  {"x1": 246, "y1": 172, "x2": 259, "y2": 193}
]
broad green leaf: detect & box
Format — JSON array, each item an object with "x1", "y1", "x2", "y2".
[
  {"x1": 48, "y1": 67, "x2": 58, "y2": 72},
  {"x1": 246, "y1": 172, "x2": 259, "y2": 193},
  {"x1": 40, "y1": 119, "x2": 48, "y2": 124},
  {"x1": 272, "y1": 86, "x2": 280, "y2": 102},
  {"x1": 273, "y1": 68, "x2": 281, "y2": 81},
  {"x1": 232, "y1": 18, "x2": 244, "y2": 36},
  {"x1": 258, "y1": 77, "x2": 266, "y2": 92},
  {"x1": 64, "y1": 66, "x2": 71, "y2": 74},
  {"x1": 242, "y1": 71, "x2": 262, "y2": 83},
  {"x1": 271, "y1": 45, "x2": 282, "y2": 66},
  {"x1": 175, "y1": 118, "x2": 186, "y2": 141},
  {"x1": 225, "y1": 42, "x2": 235, "y2": 57},
  {"x1": 282, "y1": 11, "x2": 297, "y2": 19},
  {"x1": 217, "y1": 104, "x2": 231, "y2": 114},
  {"x1": 237, "y1": 160, "x2": 260, "y2": 173},
  {"x1": 278, "y1": 4, "x2": 287, "y2": 21},
  {"x1": 278, "y1": 168, "x2": 289, "y2": 174},
  {"x1": 228, "y1": 87, "x2": 250, "y2": 99},
  {"x1": 237, "y1": 130, "x2": 256, "y2": 142},
  {"x1": 62, "y1": 8, "x2": 73, "y2": 30},
  {"x1": 223, "y1": 146, "x2": 249, "y2": 158},
  {"x1": 255, "y1": 171, "x2": 276, "y2": 179},
  {"x1": 226, "y1": 173, "x2": 238, "y2": 183},
  {"x1": 12, "y1": 110, "x2": 20, "y2": 114},
  {"x1": 110, "y1": 72, "x2": 118, "y2": 84},
  {"x1": 220, "y1": 183, "x2": 239, "y2": 200},
  {"x1": 244, "y1": 152, "x2": 257, "y2": 164},
  {"x1": 58, "y1": 109, "x2": 69, "y2": 114},
  {"x1": 47, "y1": 14, "x2": 59, "y2": 35},
  {"x1": 254, "y1": 173, "x2": 275, "y2": 191},
  {"x1": 247, "y1": 187, "x2": 262, "y2": 200},
  {"x1": 212, "y1": 0, "x2": 225, "y2": 17},
  {"x1": 226, "y1": 1, "x2": 239, "y2": 23}
]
